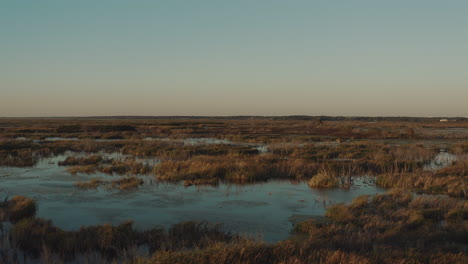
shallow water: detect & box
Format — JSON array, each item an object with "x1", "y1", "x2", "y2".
[{"x1": 0, "y1": 154, "x2": 384, "y2": 242}]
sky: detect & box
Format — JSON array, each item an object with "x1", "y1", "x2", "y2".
[{"x1": 1, "y1": 0, "x2": 467, "y2": 117}]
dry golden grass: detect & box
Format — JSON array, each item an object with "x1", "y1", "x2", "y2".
[
  {"x1": 376, "y1": 171, "x2": 467, "y2": 197},
  {"x1": 154, "y1": 154, "x2": 321, "y2": 184},
  {"x1": 308, "y1": 170, "x2": 339, "y2": 188}
]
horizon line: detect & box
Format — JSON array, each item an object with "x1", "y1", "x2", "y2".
[{"x1": 0, "y1": 115, "x2": 466, "y2": 119}]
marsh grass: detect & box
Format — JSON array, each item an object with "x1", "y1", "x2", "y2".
[
  {"x1": 376, "y1": 159, "x2": 468, "y2": 197},
  {"x1": 290, "y1": 190, "x2": 467, "y2": 263},
  {"x1": 0, "y1": 196, "x2": 36, "y2": 223},
  {"x1": 376, "y1": 172, "x2": 467, "y2": 197},
  {"x1": 308, "y1": 169, "x2": 339, "y2": 189},
  {"x1": 121, "y1": 141, "x2": 259, "y2": 160},
  {"x1": 154, "y1": 154, "x2": 320, "y2": 185},
  {"x1": 0, "y1": 140, "x2": 38, "y2": 166},
  {"x1": 66, "y1": 158, "x2": 153, "y2": 176},
  {"x1": 100, "y1": 159, "x2": 152, "y2": 175},
  {"x1": 452, "y1": 142, "x2": 468, "y2": 155},
  {"x1": 67, "y1": 164, "x2": 99, "y2": 175},
  {"x1": 58, "y1": 155, "x2": 104, "y2": 166},
  {"x1": 75, "y1": 177, "x2": 144, "y2": 190},
  {"x1": 111, "y1": 177, "x2": 144, "y2": 190},
  {"x1": 435, "y1": 159, "x2": 468, "y2": 177},
  {"x1": 8, "y1": 217, "x2": 238, "y2": 262},
  {"x1": 74, "y1": 178, "x2": 103, "y2": 189},
  {"x1": 1, "y1": 118, "x2": 468, "y2": 263}
]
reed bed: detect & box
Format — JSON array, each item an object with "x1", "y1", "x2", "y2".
[{"x1": 154, "y1": 154, "x2": 321, "y2": 184}]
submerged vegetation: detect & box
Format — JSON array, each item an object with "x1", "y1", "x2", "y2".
[{"x1": 1, "y1": 117, "x2": 467, "y2": 263}]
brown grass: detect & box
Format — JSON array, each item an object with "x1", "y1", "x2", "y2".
[
  {"x1": 74, "y1": 177, "x2": 144, "y2": 190},
  {"x1": 58, "y1": 155, "x2": 103, "y2": 166},
  {"x1": 0, "y1": 195, "x2": 37, "y2": 223},
  {"x1": 75, "y1": 178, "x2": 104, "y2": 189},
  {"x1": 308, "y1": 169, "x2": 339, "y2": 189},
  {"x1": 100, "y1": 159, "x2": 152, "y2": 175},
  {"x1": 9, "y1": 218, "x2": 236, "y2": 261},
  {"x1": 377, "y1": 171, "x2": 467, "y2": 197},
  {"x1": 67, "y1": 164, "x2": 99, "y2": 175},
  {"x1": 154, "y1": 154, "x2": 321, "y2": 185}
]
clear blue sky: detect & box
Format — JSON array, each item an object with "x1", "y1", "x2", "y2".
[{"x1": 1, "y1": 0, "x2": 467, "y2": 117}]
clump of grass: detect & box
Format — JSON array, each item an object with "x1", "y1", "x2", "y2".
[
  {"x1": 308, "y1": 169, "x2": 339, "y2": 188},
  {"x1": 183, "y1": 178, "x2": 219, "y2": 186},
  {"x1": 1, "y1": 196, "x2": 37, "y2": 223},
  {"x1": 67, "y1": 164, "x2": 98, "y2": 175},
  {"x1": 154, "y1": 154, "x2": 296, "y2": 185},
  {"x1": 58, "y1": 155, "x2": 103, "y2": 166},
  {"x1": 350, "y1": 195, "x2": 370, "y2": 209},
  {"x1": 446, "y1": 208, "x2": 468, "y2": 221},
  {"x1": 0, "y1": 141, "x2": 38, "y2": 166},
  {"x1": 110, "y1": 177, "x2": 144, "y2": 190},
  {"x1": 435, "y1": 160, "x2": 468, "y2": 177},
  {"x1": 388, "y1": 144, "x2": 437, "y2": 162},
  {"x1": 74, "y1": 177, "x2": 144, "y2": 190},
  {"x1": 75, "y1": 178, "x2": 104, "y2": 189},
  {"x1": 325, "y1": 203, "x2": 353, "y2": 223},
  {"x1": 100, "y1": 159, "x2": 152, "y2": 175},
  {"x1": 154, "y1": 153, "x2": 324, "y2": 185}
]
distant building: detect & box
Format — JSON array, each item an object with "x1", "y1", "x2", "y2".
[{"x1": 440, "y1": 119, "x2": 449, "y2": 122}]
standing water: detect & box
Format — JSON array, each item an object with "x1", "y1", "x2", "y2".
[{"x1": 0, "y1": 154, "x2": 384, "y2": 242}]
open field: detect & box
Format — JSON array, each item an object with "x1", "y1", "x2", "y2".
[{"x1": 0, "y1": 117, "x2": 467, "y2": 263}]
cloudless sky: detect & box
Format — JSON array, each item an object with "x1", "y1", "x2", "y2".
[{"x1": 1, "y1": 0, "x2": 467, "y2": 117}]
